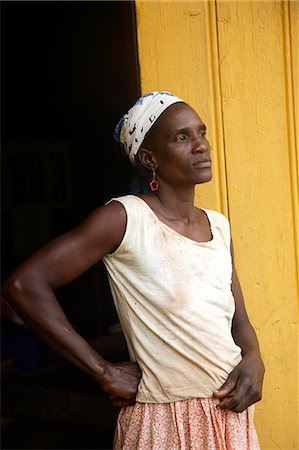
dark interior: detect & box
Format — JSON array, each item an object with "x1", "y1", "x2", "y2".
[{"x1": 1, "y1": 1, "x2": 140, "y2": 448}]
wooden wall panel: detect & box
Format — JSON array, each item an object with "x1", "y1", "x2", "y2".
[
  {"x1": 136, "y1": 1, "x2": 298, "y2": 448},
  {"x1": 135, "y1": 0, "x2": 228, "y2": 213},
  {"x1": 215, "y1": 2, "x2": 298, "y2": 448}
]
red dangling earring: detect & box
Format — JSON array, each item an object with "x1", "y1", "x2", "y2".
[{"x1": 150, "y1": 169, "x2": 159, "y2": 191}]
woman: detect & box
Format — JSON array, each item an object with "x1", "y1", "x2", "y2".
[{"x1": 3, "y1": 92, "x2": 264, "y2": 449}]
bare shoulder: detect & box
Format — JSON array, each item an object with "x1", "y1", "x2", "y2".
[
  {"x1": 84, "y1": 200, "x2": 127, "y2": 249},
  {"x1": 61, "y1": 199, "x2": 127, "y2": 256},
  {"x1": 83, "y1": 200, "x2": 127, "y2": 232}
]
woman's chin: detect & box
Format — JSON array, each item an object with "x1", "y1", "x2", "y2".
[{"x1": 196, "y1": 169, "x2": 213, "y2": 185}]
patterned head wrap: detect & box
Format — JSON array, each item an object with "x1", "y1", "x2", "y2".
[{"x1": 114, "y1": 91, "x2": 184, "y2": 165}]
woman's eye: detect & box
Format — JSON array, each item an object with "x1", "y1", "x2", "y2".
[
  {"x1": 199, "y1": 129, "x2": 206, "y2": 138},
  {"x1": 176, "y1": 134, "x2": 188, "y2": 142}
]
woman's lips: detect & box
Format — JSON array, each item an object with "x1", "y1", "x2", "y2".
[{"x1": 193, "y1": 160, "x2": 212, "y2": 168}]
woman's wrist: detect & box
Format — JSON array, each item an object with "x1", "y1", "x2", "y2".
[
  {"x1": 84, "y1": 348, "x2": 110, "y2": 384},
  {"x1": 242, "y1": 350, "x2": 265, "y2": 371}
]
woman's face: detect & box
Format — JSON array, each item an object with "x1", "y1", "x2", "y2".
[{"x1": 147, "y1": 103, "x2": 212, "y2": 187}]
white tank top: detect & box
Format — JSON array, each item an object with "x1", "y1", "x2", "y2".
[{"x1": 103, "y1": 195, "x2": 242, "y2": 403}]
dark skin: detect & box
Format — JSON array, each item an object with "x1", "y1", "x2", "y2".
[{"x1": 3, "y1": 103, "x2": 264, "y2": 412}]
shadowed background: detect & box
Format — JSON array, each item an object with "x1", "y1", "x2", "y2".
[{"x1": 1, "y1": 2, "x2": 140, "y2": 448}]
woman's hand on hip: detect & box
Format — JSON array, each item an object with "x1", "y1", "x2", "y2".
[
  {"x1": 213, "y1": 350, "x2": 265, "y2": 413},
  {"x1": 100, "y1": 361, "x2": 142, "y2": 407}
]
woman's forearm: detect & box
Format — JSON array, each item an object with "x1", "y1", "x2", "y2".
[
  {"x1": 232, "y1": 317, "x2": 263, "y2": 359},
  {"x1": 3, "y1": 274, "x2": 142, "y2": 406},
  {"x1": 3, "y1": 275, "x2": 108, "y2": 384}
]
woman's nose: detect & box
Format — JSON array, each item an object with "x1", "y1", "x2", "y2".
[{"x1": 192, "y1": 136, "x2": 209, "y2": 153}]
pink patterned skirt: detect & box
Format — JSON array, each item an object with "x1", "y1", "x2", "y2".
[{"x1": 114, "y1": 398, "x2": 260, "y2": 449}]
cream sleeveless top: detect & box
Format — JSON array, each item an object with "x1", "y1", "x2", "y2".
[{"x1": 103, "y1": 195, "x2": 242, "y2": 403}]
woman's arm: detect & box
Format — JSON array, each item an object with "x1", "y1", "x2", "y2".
[
  {"x1": 213, "y1": 240, "x2": 265, "y2": 412},
  {"x1": 2, "y1": 201, "x2": 141, "y2": 407}
]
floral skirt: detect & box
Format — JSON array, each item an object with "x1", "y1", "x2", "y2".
[{"x1": 113, "y1": 398, "x2": 260, "y2": 449}]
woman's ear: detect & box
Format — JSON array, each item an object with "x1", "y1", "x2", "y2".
[{"x1": 137, "y1": 147, "x2": 157, "y2": 171}]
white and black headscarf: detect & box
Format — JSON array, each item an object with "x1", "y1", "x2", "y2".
[{"x1": 114, "y1": 91, "x2": 184, "y2": 165}]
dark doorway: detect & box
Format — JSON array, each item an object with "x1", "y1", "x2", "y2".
[{"x1": 1, "y1": 1, "x2": 140, "y2": 448}]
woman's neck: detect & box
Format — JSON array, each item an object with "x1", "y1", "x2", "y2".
[{"x1": 145, "y1": 185, "x2": 198, "y2": 223}]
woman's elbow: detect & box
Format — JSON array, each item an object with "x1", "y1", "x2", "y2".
[
  {"x1": 2, "y1": 271, "x2": 39, "y2": 309},
  {"x1": 2, "y1": 275, "x2": 26, "y2": 305}
]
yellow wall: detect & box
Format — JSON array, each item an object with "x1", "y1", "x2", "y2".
[{"x1": 135, "y1": 1, "x2": 298, "y2": 449}]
